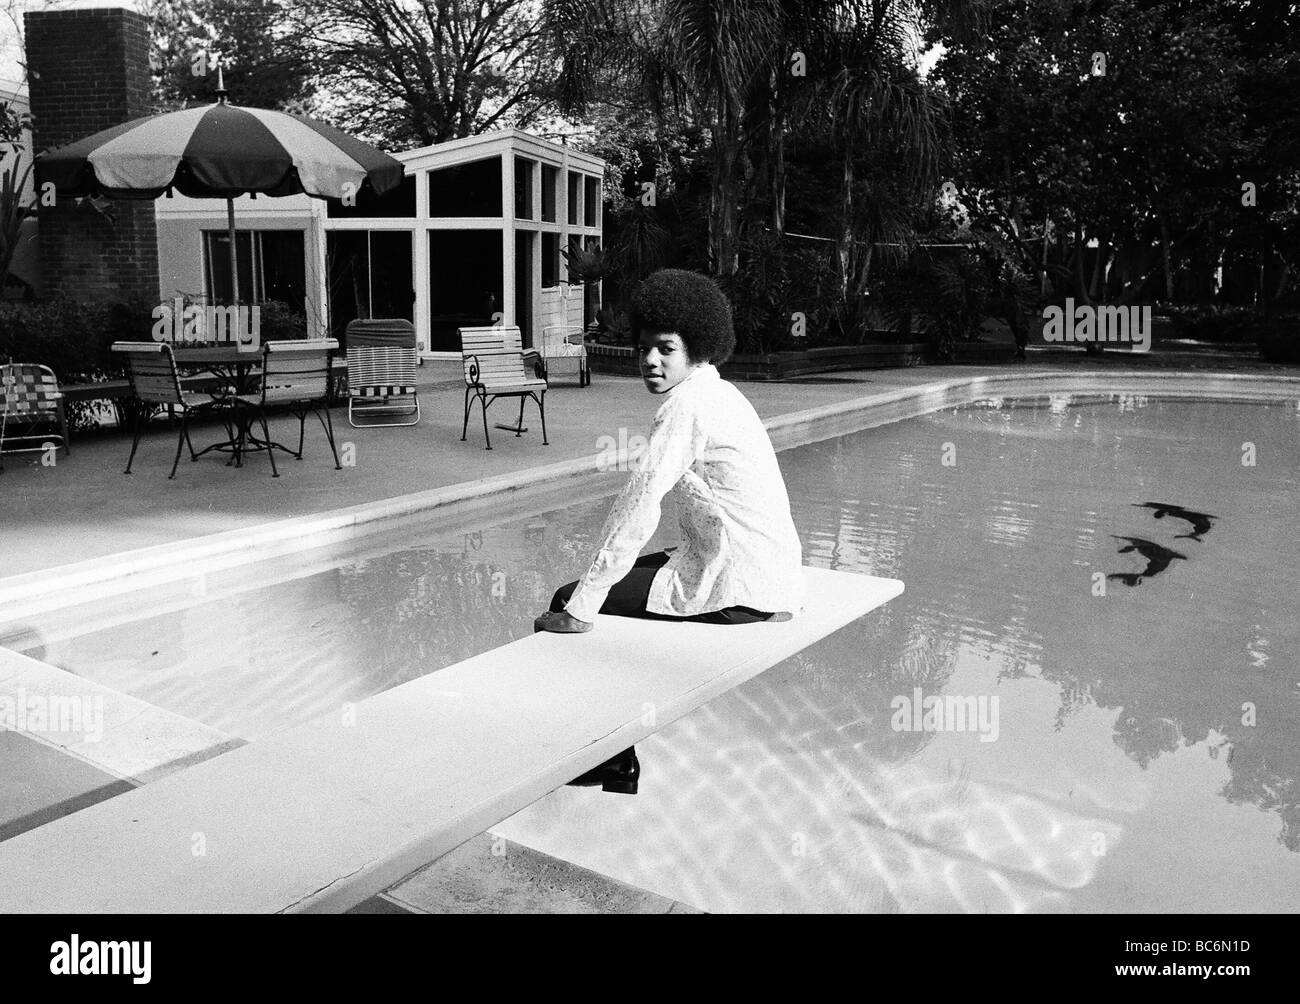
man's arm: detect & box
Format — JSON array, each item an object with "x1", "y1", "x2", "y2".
[{"x1": 561, "y1": 397, "x2": 705, "y2": 624}]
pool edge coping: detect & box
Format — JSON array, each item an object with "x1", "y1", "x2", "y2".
[{"x1": 2, "y1": 367, "x2": 1297, "y2": 617}]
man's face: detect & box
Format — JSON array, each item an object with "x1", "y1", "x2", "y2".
[{"x1": 638, "y1": 330, "x2": 700, "y2": 394}]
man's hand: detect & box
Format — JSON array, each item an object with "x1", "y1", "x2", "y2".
[{"x1": 533, "y1": 609, "x2": 594, "y2": 633}]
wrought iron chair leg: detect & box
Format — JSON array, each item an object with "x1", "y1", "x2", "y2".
[
  {"x1": 480, "y1": 391, "x2": 492, "y2": 450},
  {"x1": 317, "y1": 405, "x2": 342, "y2": 470},
  {"x1": 183, "y1": 410, "x2": 201, "y2": 461},
  {"x1": 168, "y1": 415, "x2": 187, "y2": 479},
  {"x1": 296, "y1": 408, "x2": 307, "y2": 459},
  {"x1": 537, "y1": 392, "x2": 548, "y2": 445},
  {"x1": 125, "y1": 407, "x2": 146, "y2": 474},
  {"x1": 461, "y1": 387, "x2": 473, "y2": 441},
  {"x1": 256, "y1": 406, "x2": 279, "y2": 477}
]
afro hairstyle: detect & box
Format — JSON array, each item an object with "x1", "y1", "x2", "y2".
[{"x1": 629, "y1": 269, "x2": 737, "y2": 365}]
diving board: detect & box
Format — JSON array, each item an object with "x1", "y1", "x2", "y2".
[{"x1": 0, "y1": 566, "x2": 902, "y2": 913}]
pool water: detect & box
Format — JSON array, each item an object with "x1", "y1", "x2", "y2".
[{"x1": 5, "y1": 393, "x2": 1300, "y2": 912}]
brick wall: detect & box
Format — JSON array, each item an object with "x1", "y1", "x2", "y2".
[{"x1": 25, "y1": 7, "x2": 159, "y2": 304}]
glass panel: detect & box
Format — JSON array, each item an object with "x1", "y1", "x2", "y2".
[
  {"x1": 204, "y1": 230, "x2": 256, "y2": 305},
  {"x1": 259, "y1": 231, "x2": 306, "y2": 310},
  {"x1": 368, "y1": 231, "x2": 414, "y2": 322},
  {"x1": 567, "y1": 171, "x2": 580, "y2": 225},
  {"x1": 326, "y1": 231, "x2": 370, "y2": 344},
  {"x1": 583, "y1": 176, "x2": 599, "y2": 227},
  {"x1": 515, "y1": 157, "x2": 534, "y2": 219},
  {"x1": 325, "y1": 175, "x2": 416, "y2": 218},
  {"x1": 428, "y1": 230, "x2": 503, "y2": 352},
  {"x1": 427, "y1": 156, "x2": 502, "y2": 217},
  {"x1": 541, "y1": 232, "x2": 559, "y2": 288},
  {"x1": 541, "y1": 164, "x2": 557, "y2": 223}
]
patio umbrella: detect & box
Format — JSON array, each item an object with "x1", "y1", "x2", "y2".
[{"x1": 35, "y1": 69, "x2": 404, "y2": 306}]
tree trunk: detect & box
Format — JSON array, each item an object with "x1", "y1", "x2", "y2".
[
  {"x1": 837, "y1": 154, "x2": 853, "y2": 299},
  {"x1": 1160, "y1": 215, "x2": 1174, "y2": 301}
]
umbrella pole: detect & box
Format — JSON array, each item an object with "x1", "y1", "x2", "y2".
[{"x1": 227, "y1": 197, "x2": 239, "y2": 307}]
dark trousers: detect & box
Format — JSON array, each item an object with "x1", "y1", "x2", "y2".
[{"x1": 549, "y1": 550, "x2": 775, "y2": 625}]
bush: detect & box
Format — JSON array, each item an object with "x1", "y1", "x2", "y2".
[
  {"x1": 1160, "y1": 303, "x2": 1263, "y2": 343},
  {"x1": 1254, "y1": 317, "x2": 1300, "y2": 363},
  {"x1": 0, "y1": 296, "x2": 155, "y2": 430}
]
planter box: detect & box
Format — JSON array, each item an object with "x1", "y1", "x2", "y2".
[{"x1": 585, "y1": 342, "x2": 929, "y2": 381}]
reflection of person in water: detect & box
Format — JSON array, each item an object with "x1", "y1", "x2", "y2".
[
  {"x1": 1133, "y1": 502, "x2": 1217, "y2": 541},
  {"x1": 533, "y1": 269, "x2": 806, "y2": 794},
  {"x1": 1107, "y1": 536, "x2": 1187, "y2": 586}
]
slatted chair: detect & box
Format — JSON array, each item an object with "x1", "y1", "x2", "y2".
[
  {"x1": 111, "y1": 342, "x2": 237, "y2": 479},
  {"x1": 459, "y1": 325, "x2": 549, "y2": 450},
  {"x1": 0, "y1": 362, "x2": 71, "y2": 474},
  {"x1": 346, "y1": 318, "x2": 420, "y2": 428},
  {"x1": 230, "y1": 339, "x2": 341, "y2": 478}
]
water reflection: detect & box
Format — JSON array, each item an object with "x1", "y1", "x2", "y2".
[{"x1": 15, "y1": 394, "x2": 1300, "y2": 909}]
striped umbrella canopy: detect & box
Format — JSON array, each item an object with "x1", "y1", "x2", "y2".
[{"x1": 36, "y1": 71, "x2": 404, "y2": 304}]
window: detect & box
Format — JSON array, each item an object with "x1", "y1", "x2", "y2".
[
  {"x1": 583, "y1": 176, "x2": 600, "y2": 227},
  {"x1": 567, "y1": 171, "x2": 580, "y2": 225},
  {"x1": 427, "y1": 156, "x2": 502, "y2": 217},
  {"x1": 541, "y1": 164, "x2": 557, "y2": 223},
  {"x1": 203, "y1": 229, "x2": 305, "y2": 307},
  {"x1": 566, "y1": 234, "x2": 584, "y2": 285},
  {"x1": 325, "y1": 175, "x2": 416, "y2": 218},
  {"x1": 542, "y1": 232, "x2": 559, "y2": 288},
  {"x1": 515, "y1": 157, "x2": 535, "y2": 219},
  {"x1": 326, "y1": 231, "x2": 414, "y2": 344},
  {"x1": 428, "y1": 230, "x2": 504, "y2": 351}
]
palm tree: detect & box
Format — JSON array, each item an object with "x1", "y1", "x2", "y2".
[{"x1": 546, "y1": 0, "x2": 782, "y2": 276}]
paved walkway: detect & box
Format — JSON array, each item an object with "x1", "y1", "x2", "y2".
[{"x1": 1, "y1": 349, "x2": 1294, "y2": 578}]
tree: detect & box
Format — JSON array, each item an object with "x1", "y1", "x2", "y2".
[
  {"x1": 294, "y1": 0, "x2": 561, "y2": 147},
  {"x1": 145, "y1": 0, "x2": 317, "y2": 112}
]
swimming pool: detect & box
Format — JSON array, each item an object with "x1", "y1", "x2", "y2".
[{"x1": 4, "y1": 392, "x2": 1299, "y2": 911}]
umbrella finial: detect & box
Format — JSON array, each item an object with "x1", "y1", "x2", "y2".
[{"x1": 215, "y1": 64, "x2": 228, "y2": 104}]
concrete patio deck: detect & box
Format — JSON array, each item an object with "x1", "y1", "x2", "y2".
[{"x1": 1, "y1": 349, "x2": 1295, "y2": 579}]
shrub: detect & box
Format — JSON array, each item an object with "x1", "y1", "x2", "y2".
[
  {"x1": 1160, "y1": 303, "x2": 1263, "y2": 343},
  {"x1": 0, "y1": 296, "x2": 154, "y2": 430}
]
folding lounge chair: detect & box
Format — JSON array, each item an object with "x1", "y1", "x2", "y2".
[
  {"x1": 0, "y1": 362, "x2": 70, "y2": 473},
  {"x1": 459, "y1": 325, "x2": 549, "y2": 450},
  {"x1": 346, "y1": 318, "x2": 420, "y2": 428}
]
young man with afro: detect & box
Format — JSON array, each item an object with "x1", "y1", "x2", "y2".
[{"x1": 534, "y1": 268, "x2": 805, "y2": 794}]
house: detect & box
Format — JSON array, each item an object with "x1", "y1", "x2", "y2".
[{"x1": 155, "y1": 129, "x2": 605, "y2": 357}]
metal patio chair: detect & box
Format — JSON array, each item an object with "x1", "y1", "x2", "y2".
[
  {"x1": 0, "y1": 361, "x2": 70, "y2": 474},
  {"x1": 345, "y1": 318, "x2": 420, "y2": 428},
  {"x1": 537, "y1": 324, "x2": 590, "y2": 386},
  {"x1": 230, "y1": 339, "x2": 342, "y2": 477},
  {"x1": 111, "y1": 341, "x2": 237, "y2": 479},
  {"x1": 458, "y1": 325, "x2": 549, "y2": 450}
]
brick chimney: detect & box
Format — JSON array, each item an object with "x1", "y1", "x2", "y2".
[{"x1": 24, "y1": 6, "x2": 159, "y2": 304}]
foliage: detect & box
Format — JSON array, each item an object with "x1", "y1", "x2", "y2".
[
  {"x1": 1159, "y1": 303, "x2": 1263, "y2": 344},
  {"x1": 559, "y1": 242, "x2": 610, "y2": 285},
  {"x1": 0, "y1": 99, "x2": 33, "y2": 295},
  {"x1": 293, "y1": 0, "x2": 560, "y2": 147},
  {"x1": 144, "y1": 0, "x2": 317, "y2": 112},
  {"x1": 0, "y1": 297, "x2": 156, "y2": 430},
  {"x1": 933, "y1": 0, "x2": 1300, "y2": 311},
  {"x1": 718, "y1": 227, "x2": 837, "y2": 355},
  {"x1": 878, "y1": 246, "x2": 996, "y2": 360}
]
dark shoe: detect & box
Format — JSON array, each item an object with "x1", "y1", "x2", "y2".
[{"x1": 567, "y1": 747, "x2": 639, "y2": 794}]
